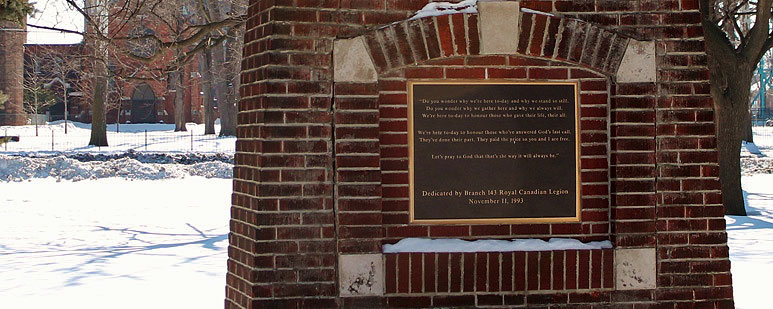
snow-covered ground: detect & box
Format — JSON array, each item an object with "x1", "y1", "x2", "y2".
[
  {"x1": 749, "y1": 126, "x2": 773, "y2": 149},
  {"x1": 0, "y1": 122, "x2": 234, "y2": 308},
  {"x1": 1, "y1": 174, "x2": 770, "y2": 308},
  {"x1": 0, "y1": 121, "x2": 235, "y2": 153},
  {"x1": 727, "y1": 174, "x2": 773, "y2": 309},
  {"x1": 744, "y1": 126, "x2": 773, "y2": 156},
  {"x1": 0, "y1": 126, "x2": 771, "y2": 308},
  {"x1": 0, "y1": 178, "x2": 231, "y2": 309}
]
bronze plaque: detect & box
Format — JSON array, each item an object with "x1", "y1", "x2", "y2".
[{"x1": 408, "y1": 81, "x2": 581, "y2": 224}]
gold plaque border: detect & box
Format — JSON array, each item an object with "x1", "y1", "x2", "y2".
[{"x1": 407, "y1": 80, "x2": 583, "y2": 225}]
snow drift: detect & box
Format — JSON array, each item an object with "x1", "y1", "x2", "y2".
[{"x1": 0, "y1": 154, "x2": 233, "y2": 181}]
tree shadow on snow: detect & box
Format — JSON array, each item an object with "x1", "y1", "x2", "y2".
[
  {"x1": 49, "y1": 224, "x2": 227, "y2": 288},
  {"x1": 726, "y1": 190, "x2": 773, "y2": 232}
]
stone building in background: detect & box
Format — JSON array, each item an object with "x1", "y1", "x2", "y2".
[
  {"x1": 21, "y1": 43, "x2": 204, "y2": 125},
  {"x1": 10, "y1": 3, "x2": 207, "y2": 126}
]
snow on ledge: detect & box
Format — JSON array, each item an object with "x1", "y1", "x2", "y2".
[
  {"x1": 410, "y1": 0, "x2": 478, "y2": 20},
  {"x1": 521, "y1": 7, "x2": 555, "y2": 17},
  {"x1": 410, "y1": 1, "x2": 556, "y2": 21},
  {"x1": 383, "y1": 238, "x2": 613, "y2": 253}
]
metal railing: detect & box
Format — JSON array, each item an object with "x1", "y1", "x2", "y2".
[
  {"x1": 0, "y1": 130, "x2": 235, "y2": 153},
  {"x1": 751, "y1": 108, "x2": 773, "y2": 126},
  {"x1": 0, "y1": 124, "x2": 235, "y2": 154},
  {"x1": 750, "y1": 124, "x2": 773, "y2": 149}
]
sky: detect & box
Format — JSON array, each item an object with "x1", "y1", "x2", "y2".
[{"x1": 26, "y1": 0, "x2": 85, "y2": 45}]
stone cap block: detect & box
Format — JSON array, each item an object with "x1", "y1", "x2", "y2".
[
  {"x1": 339, "y1": 253, "x2": 384, "y2": 297},
  {"x1": 615, "y1": 247, "x2": 656, "y2": 290},
  {"x1": 479, "y1": 1, "x2": 520, "y2": 55},
  {"x1": 616, "y1": 40, "x2": 656, "y2": 83},
  {"x1": 334, "y1": 37, "x2": 378, "y2": 83}
]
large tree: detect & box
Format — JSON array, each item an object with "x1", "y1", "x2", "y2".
[
  {"x1": 104, "y1": 0, "x2": 245, "y2": 135},
  {"x1": 195, "y1": 0, "x2": 244, "y2": 137},
  {"x1": 85, "y1": 0, "x2": 110, "y2": 146},
  {"x1": 198, "y1": 47, "x2": 216, "y2": 135},
  {"x1": 700, "y1": 0, "x2": 773, "y2": 215},
  {"x1": 27, "y1": 0, "x2": 245, "y2": 144}
]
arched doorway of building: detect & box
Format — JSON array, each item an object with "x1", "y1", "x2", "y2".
[{"x1": 131, "y1": 83, "x2": 157, "y2": 123}]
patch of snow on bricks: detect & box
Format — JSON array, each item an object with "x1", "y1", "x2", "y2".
[{"x1": 383, "y1": 237, "x2": 613, "y2": 253}]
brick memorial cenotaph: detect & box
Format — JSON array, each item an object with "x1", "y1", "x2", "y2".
[{"x1": 226, "y1": 1, "x2": 735, "y2": 307}]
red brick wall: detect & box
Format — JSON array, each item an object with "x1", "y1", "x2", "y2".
[
  {"x1": 0, "y1": 20, "x2": 26, "y2": 125},
  {"x1": 228, "y1": 0, "x2": 733, "y2": 308},
  {"x1": 383, "y1": 250, "x2": 614, "y2": 306}
]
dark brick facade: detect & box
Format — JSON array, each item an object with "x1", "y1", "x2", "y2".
[
  {"x1": 227, "y1": 1, "x2": 733, "y2": 307},
  {"x1": 0, "y1": 20, "x2": 26, "y2": 125}
]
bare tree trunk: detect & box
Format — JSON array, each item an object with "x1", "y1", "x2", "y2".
[
  {"x1": 33, "y1": 92, "x2": 39, "y2": 136},
  {"x1": 222, "y1": 27, "x2": 241, "y2": 137},
  {"x1": 744, "y1": 111, "x2": 754, "y2": 142},
  {"x1": 216, "y1": 80, "x2": 237, "y2": 136},
  {"x1": 219, "y1": 60, "x2": 238, "y2": 137},
  {"x1": 89, "y1": 59, "x2": 108, "y2": 146},
  {"x1": 87, "y1": 0, "x2": 109, "y2": 146},
  {"x1": 208, "y1": 5, "x2": 239, "y2": 137},
  {"x1": 715, "y1": 93, "x2": 749, "y2": 216},
  {"x1": 707, "y1": 56, "x2": 752, "y2": 216},
  {"x1": 698, "y1": 0, "x2": 773, "y2": 215},
  {"x1": 172, "y1": 70, "x2": 187, "y2": 132},
  {"x1": 116, "y1": 109, "x2": 121, "y2": 133},
  {"x1": 199, "y1": 50, "x2": 215, "y2": 135},
  {"x1": 210, "y1": 45, "x2": 230, "y2": 136},
  {"x1": 63, "y1": 87, "x2": 68, "y2": 134}
]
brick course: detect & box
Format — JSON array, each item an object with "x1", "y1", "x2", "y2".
[{"x1": 228, "y1": 0, "x2": 733, "y2": 308}]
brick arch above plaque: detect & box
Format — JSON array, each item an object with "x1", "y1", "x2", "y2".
[
  {"x1": 333, "y1": 62, "x2": 612, "y2": 238},
  {"x1": 333, "y1": 5, "x2": 638, "y2": 82},
  {"x1": 329, "y1": 5, "x2": 628, "y2": 238}
]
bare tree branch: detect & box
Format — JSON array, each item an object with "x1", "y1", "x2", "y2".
[{"x1": 741, "y1": 0, "x2": 772, "y2": 64}]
